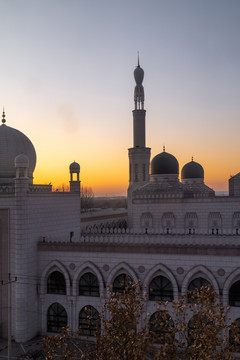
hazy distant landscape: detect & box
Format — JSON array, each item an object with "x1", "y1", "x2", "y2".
[{"x1": 92, "y1": 196, "x2": 127, "y2": 210}]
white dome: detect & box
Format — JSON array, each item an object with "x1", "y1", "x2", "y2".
[{"x1": 0, "y1": 124, "x2": 36, "y2": 179}]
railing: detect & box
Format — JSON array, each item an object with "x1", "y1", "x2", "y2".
[
  {"x1": 39, "y1": 232, "x2": 240, "y2": 248},
  {"x1": 0, "y1": 185, "x2": 15, "y2": 194},
  {"x1": 81, "y1": 226, "x2": 240, "y2": 236},
  {"x1": 29, "y1": 184, "x2": 52, "y2": 193},
  {"x1": 79, "y1": 233, "x2": 240, "y2": 246}
]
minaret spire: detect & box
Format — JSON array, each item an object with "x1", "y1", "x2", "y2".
[
  {"x1": 128, "y1": 59, "x2": 150, "y2": 193},
  {"x1": 2, "y1": 108, "x2": 6, "y2": 124},
  {"x1": 134, "y1": 55, "x2": 144, "y2": 110}
]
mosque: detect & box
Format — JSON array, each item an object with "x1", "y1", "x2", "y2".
[{"x1": 0, "y1": 62, "x2": 240, "y2": 343}]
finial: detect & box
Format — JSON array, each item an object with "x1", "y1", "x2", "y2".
[
  {"x1": 134, "y1": 53, "x2": 144, "y2": 109},
  {"x1": 2, "y1": 108, "x2": 6, "y2": 124},
  {"x1": 192, "y1": 156, "x2": 193, "y2": 161},
  {"x1": 163, "y1": 145, "x2": 165, "y2": 152}
]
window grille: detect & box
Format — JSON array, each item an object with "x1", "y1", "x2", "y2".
[
  {"x1": 79, "y1": 305, "x2": 100, "y2": 336},
  {"x1": 47, "y1": 271, "x2": 66, "y2": 295},
  {"x1": 149, "y1": 276, "x2": 173, "y2": 301},
  {"x1": 47, "y1": 303, "x2": 67, "y2": 332},
  {"x1": 79, "y1": 272, "x2": 99, "y2": 297}
]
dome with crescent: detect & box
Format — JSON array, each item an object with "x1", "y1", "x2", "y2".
[
  {"x1": 151, "y1": 150, "x2": 179, "y2": 176},
  {"x1": 181, "y1": 159, "x2": 204, "y2": 180},
  {"x1": 0, "y1": 112, "x2": 36, "y2": 181}
]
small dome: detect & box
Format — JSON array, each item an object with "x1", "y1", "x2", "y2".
[
  {"x1": 151, "y1": 151, "x2": 179, "y2": 175},
  {"x1": 15, "y1": 154, "x2": 29, "y2": 168},
  {"x1": 69, "y1": 161, "x2": 80, "y2": 173},
  {"x1": 0, "y1": 123, "x2": 36, "y2": 179},
  {"x1": 134, "y1": 65, "x2": 144, "y2": 85},
  {"x1": 181, "y1": 159, "x2": 204, "y2": 179}
]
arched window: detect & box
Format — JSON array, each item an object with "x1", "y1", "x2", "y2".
[
  {"x1": 113, "y1": 274, "x2": 133, "y2": 293},
  {"x1": 188, "y1": 314, "x2": 212, "y2": 347},
  {"x1": 185, "y1": 212, "x2": 198, "y2": 234},
  {"x1": 79, "y1": 305, "x2": 100, "y2": 337},
  {"x1": 188, "y1": 277, "x2": 210, "y2": 292},
  {"x1": 229, "y1": 280, "x2": 240, "y2": 307},
  {"x1": 229, "y1": 318, "x2": 240, "y2": 352},
  {"x1": 47, "y1": 271, "x2": 66, "y2": 294},
  {"x1": 162, "y1": 212, "x2": 175, "y2": 233},
  {"x1": 142, "y1": 164, "x2": 146, "y2": 181},
  {"x1": 47, "y1": 303, "x2": 67, "y2": 332},
  {"x1": 79, "y1": 272, "x2": 99, "y2": 297},
  {"x1": 188, "y1": 277, "x2": 212, "y2": 303},
  {"x1": 149, "y1": 275, "x2": 173, "y2": 301},
  {"x1": 233, "y1": 212, "x2": 240, "y2": 235},
  {"x1": 135, "y1": 164, "x2": 138, "y2": 181},
  {"x1": 149, "y1": 311, "x2": 175, "y2": 344},
  {"x1": 188, "y1": 315, "x2": 199, "y2": 345},
  {"x1": 208, "y1": 212, "x2": 222, "y2": 235},
  {"x1": 140, "y1": 212, "x2": 153, "y2": 228}
]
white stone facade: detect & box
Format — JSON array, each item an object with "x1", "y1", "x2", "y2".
[
  {"x1": 0, "y1": 135, "x2": 81, "y2": 341},
  {"x1": 37, "y1": 237, "x2": 240, "y2": 336},
  {"x1": 0, "y1": 61, "x2": 240, "y2": 345}
]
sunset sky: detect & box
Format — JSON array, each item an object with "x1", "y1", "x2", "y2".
[{"x1": 1, "y1": 0, "x2": 240, "y2": 195}]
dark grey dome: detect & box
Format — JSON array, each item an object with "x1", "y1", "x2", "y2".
[
  {"x1": 181, "y1": 160, "x2": 204, "y2": 179},
  {"x1": 0, "y1": 124, "x2": 36, "y2": 179},
  {"x1": 69, "y1": 161, "x2": 80, "y2": 173},
  {"x1": 151, "y1": 151, "x2": 179, "y2": 175},
  {"x1": 134, "y1": 65, "x2": 144, "y2": 85}
]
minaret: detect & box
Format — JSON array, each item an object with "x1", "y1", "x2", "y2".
[{"x1": 128, "y1": 58, "x2": 151, "y2": 190}]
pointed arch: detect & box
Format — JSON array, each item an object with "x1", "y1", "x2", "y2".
[
  {"x1": 140, "y1": 212, "x2": 153, "y2": 228},
  {"x1": 79, "y1": 305, "x2": 100, "y2": 337},
  {"x1": 229, "y1": 317, "x2": 240, "y2": 351},
  {"x1": 149, "y1": 310, "x2": 175, "y2": 344},
  {"x1": 107, "y1": 262, "x2": 138, "y2": 289},
  {"x1": 40, "y1": 260, "x2": 71, "y2": 295},
  {"x1": 181, "y1": 265, "x2": 219, "y2": 296},
  {"x1": 47, "y1": 302, "x2": 68, "y2": 333},
  {"x1": 72, "y1": 261, "x2": 105, "y2": 296},
  {"x1": 223, "y1": 268, "x2": 240, "y2": 307},
  {"x1": 161, "y1": 212, "x2": 175, "y2": 233},
  {"x1": 144, "y1": 263, "x2": 178, "y2": 301}
]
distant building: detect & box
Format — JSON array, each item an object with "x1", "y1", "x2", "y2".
[{"x1": 0, "y1": 62, "x2": 240, "y2": 343}]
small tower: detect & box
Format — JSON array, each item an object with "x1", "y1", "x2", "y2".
[
  {"x1": 128, "y1": 57, "x2": 151, "y2": 190},
  {"x1": 69, "y1": 161, "x2": 80, "y2": 193},
  {"x1": 14, "y1": 154, "x2": 30, "y2": 195},
  {"x1": 229, "y1": 173, "x2": 240, "y2": 196},
  {"x1": 15, "y1": 153, "x2": 29, "y2": 179}
]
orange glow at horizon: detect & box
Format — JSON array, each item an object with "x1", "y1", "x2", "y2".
[
  {"x1": 33, "y1": 146, "x2": 238, "y2": 196},
  {"x1": 30, "y1": 107, "x2": 240, "y2": 197}
]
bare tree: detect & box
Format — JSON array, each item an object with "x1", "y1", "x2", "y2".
[
  {"x1": 52, "y1": 183, "x2": 70, "y2": 192},
  {"x1": 43, "y1": 284, "x2": 240, "y2": 360},
  {"x1": 81, "y1": 186, "x2": 94, "y2": 212}
]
